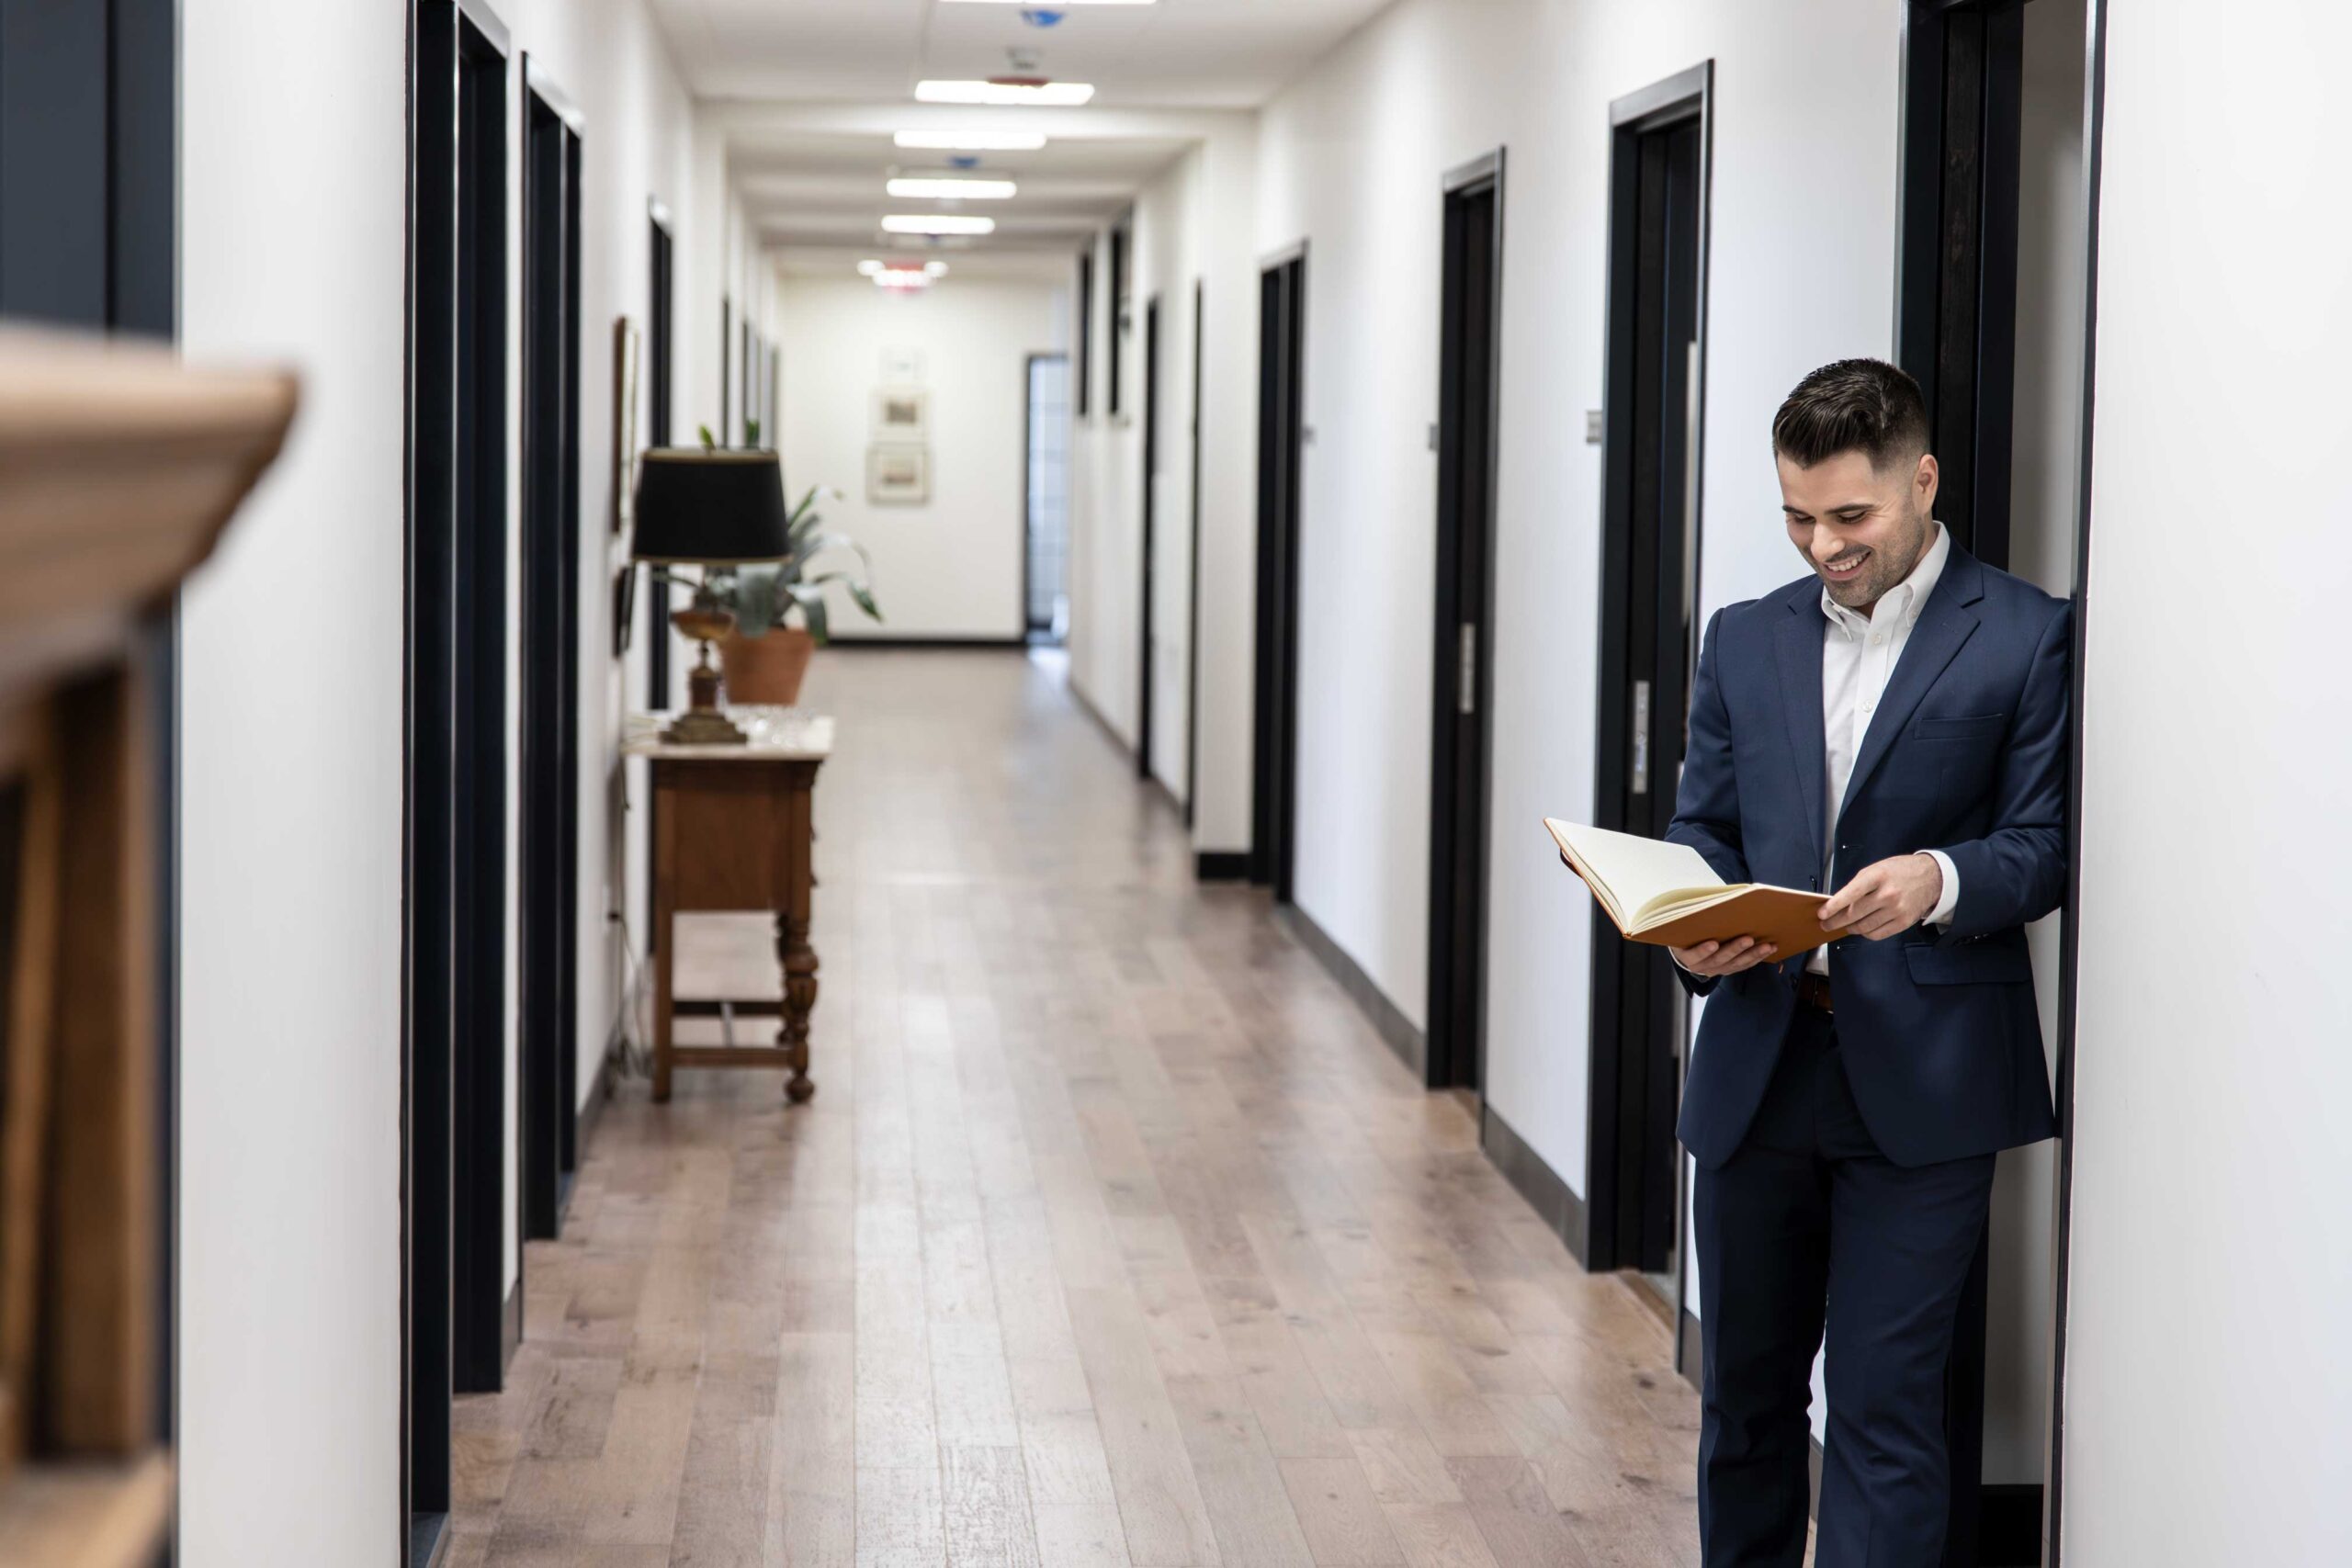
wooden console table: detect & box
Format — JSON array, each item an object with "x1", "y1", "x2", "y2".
[{"x1": 624, "y1": 710, "x2": 832, "y2": 1103}]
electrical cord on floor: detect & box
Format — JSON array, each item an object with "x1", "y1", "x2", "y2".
[{"x1": 605, "y1": 908, "x2": 654, "y2": 1084}]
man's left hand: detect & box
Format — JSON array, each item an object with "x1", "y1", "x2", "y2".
[{"x1": 1818, "y1": 853, "x2": 1944, "y2": 942}]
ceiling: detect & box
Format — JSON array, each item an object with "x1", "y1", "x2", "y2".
[
  {"x1": 650, "y1": 0, "x2": 1397, "y2": 268},
  {"x1": 733, "y1": 127, "x2": 1194, "y2": 253},
  {"x1": 651, "y1": 0, "x2": 1397, "y2": 108}
]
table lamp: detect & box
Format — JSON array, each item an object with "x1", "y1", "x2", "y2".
[{"x1": 631, "y1": 446, "x2": 793, "y2": 744}]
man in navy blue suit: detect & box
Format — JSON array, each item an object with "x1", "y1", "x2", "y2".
[{"x1": 1665, "y1": 359, "x2": 2069, "y2": 1566}]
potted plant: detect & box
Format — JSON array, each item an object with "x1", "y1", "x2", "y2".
[{"x1": 661, "y1": 426, "x2": 883, "y2": 706}]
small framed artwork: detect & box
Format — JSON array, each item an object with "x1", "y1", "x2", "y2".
[
  {"x1": 612, "y1": 565, "x2": 636, "y2": 659},
  {"x1": 867, "y1": 444, "x2": 931, "y2": 505},
  {"x1": 871, "y1": 385, "x2": 929, "y2": 441},
  {"x1": 612, "y1": 317, "x2": 641, "y2": 536},
  {"x1": 880, "y1": 344, "x2": 925, "y2": 383}
]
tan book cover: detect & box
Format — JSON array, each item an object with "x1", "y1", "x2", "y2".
[{"x1": 1543, "y1": 818, "x2": 1845, "y2": 958}]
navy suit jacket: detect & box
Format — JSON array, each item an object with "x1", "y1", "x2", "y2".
[{"x1": 1667, "y1": 545, "x2": 2069, "y2": 1169}]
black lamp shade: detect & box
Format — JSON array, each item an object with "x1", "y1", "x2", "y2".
[{"x1": 630, "y1": 447, "x2": 793, "y2": 563}]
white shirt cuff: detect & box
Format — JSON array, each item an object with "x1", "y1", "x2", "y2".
[{"x1": 1921, "y1": 849, "x2": 1960, "y2": 927}]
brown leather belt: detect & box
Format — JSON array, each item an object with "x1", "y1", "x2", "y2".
[{"x1": 1796, "y1": 972, "x2": 1835, "y2": 1014}]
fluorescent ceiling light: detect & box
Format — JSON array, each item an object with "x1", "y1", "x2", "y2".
[
  {"x1": 857, "y1": 259, "x2": 886, "y2": 276},
  {"x1": 874, "y1": 268, "x2": 933, "y2": 290},
  {"x1": 916, "y1": 79, "x2": 1095, "y2": 107},
  {"x1": 883, "y1": 214, "x2": 997, "y2": 235},
  {"x1": 894, "y1": 130, "x2": 1049, "y2": 152},
  {"x1": 888, "y1": 175, "x2": 1018, "y2": 200}
]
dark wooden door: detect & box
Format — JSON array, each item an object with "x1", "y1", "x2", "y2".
[
  {"x1": 1427, "y1": 173, "x2": 1502, "y2": 1092},
  {"x1": 1250, "y1": 256, "x2": 1306, "y2": 902},
  {"x1": 1591, "y1": 105, "x2": 1704, "y2": 1275}
]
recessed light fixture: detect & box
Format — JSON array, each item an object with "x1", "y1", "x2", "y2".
[
  {"x1": 882, "y1": 214, "x2": 998, "y2": 235},
  {"x1": 925, "y1": 261, "x2": 950, "y2": 277},
  {"x1": 916, "y1": 79, "x2": 1095, "y2": 107},
  {"x1": 857, "y1": 259, "x2": 887, "y2": 276},
  {"x1": 894, "y1": 130, "x2": 1050, "y2": 152},
  {"x1": 887, "y1": 175, "x2": 1018, "y2": 201}
]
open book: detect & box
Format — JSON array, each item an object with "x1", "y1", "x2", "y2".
[{"x1": 1543, "y1": 818, "x2": 1844, "y2": 957}]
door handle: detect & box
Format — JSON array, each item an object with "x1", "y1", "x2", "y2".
[
  {"x1": 1457, "y1": 622, "x2": 1477, "y2": 716},
  {"x1": 1631, "y1": 679, "x2": 1652, "y2": 795}
]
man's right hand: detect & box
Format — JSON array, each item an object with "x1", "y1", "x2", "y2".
[{"x1": 1668, "y1": 936, "x2": 1780, "y2": 977}]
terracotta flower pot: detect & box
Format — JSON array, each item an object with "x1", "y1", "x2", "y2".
[{"x1": 719, "y1": 626, "x2": 815, "y2": 706}]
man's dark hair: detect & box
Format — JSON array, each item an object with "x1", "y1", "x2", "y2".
[{"x1": 1771, "y1": 358, "x2": 1929, "y2": 470}]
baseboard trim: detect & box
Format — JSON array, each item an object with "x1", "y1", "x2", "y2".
[
  {"x1": 1194, "y1": 851, "x2": 1250, "y2": 881},
  {"x1": 500, "y1": 1275, "x2": 522, "y2": 1371},
  {"x1": 820, "y1": 634, "x2": 1027, "y2": 650},
  {"x1": 1065, "y1": 673, "x2": 1134, "y2": 761},
  {"x1": 576, "y1": 1049, "x2": 614, "y2": 1152},
  {"x1": 1276, "y1": 904, "x2": 1426, "y2": 1079},
  {"x1": 1481, "y1": 1102, "x2": 1589, "y2": 1267},
  {"x1": 410, "y1": 1510, "x2": 449, "y2": 1568}
]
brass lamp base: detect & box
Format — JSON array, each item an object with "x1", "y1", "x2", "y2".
[
  {"x1": 663, "y1": 608, "x2": 749, "y2": 745},
  {"x1": 662, "y1": 704, "x2": 749, "y2": 746}
]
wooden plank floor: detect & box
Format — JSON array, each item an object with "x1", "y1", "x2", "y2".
[{"x1": 450, "y1": 649, "x2": 1705, "y2": 1567}]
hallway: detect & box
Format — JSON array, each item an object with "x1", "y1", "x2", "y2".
[{"x1": 449, "y1": 649, "x2": 1702, "y2": 1567}]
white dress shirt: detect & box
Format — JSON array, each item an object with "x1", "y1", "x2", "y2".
[{"x1": 1811, "y1": 521, "x2": 1961, "y2": 976}]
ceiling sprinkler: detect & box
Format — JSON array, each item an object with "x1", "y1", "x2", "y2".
[{"x1": 1021, "y1": 8, "x2": 1067, "y2": 26}]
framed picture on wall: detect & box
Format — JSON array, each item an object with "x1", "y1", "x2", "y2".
[
  {"x1": 871, "y1": 385, "x2": 929, "y2": 442},
  {"x1": 612, "y1": 316, "x2": 640, "y2": 536},
  {"x1": 867, "y1": 444, "x2": 930, "y2": 505}
]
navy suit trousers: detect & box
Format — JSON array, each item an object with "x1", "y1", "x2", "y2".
[{"x1": 1693, "y1": 1009, "x2": 1995, "y2": 1568}]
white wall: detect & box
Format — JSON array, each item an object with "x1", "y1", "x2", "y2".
[
  {"x1": 178, "y1": 1, "x2": 731, "y2": 1558},
  {"x1": 775, "y1": 270, "x2": 1067, "y2": 642},
  {"x1": 1066, "y1": 117, "x2": 1258, "y2": 842},
  {"x1": 177, "y1": 0, "x2": 408, "y2": 1557},
  {"x1": 2060, "y1": 3, "x2": 2352, "y2": 1562},
  {"x1": 1249, "y1": 0, "x2": 1905, "y2": 1198},
  {"x1": 1070, "y1": 150, "x2": 1202, "y2": 788}
]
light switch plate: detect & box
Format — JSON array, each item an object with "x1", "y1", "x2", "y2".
[{"x1": 1586, "y1": 410, "x2": 1604, "y2": 444}]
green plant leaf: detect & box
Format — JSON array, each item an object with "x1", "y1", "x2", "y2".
[
  {"x1": 799, "y1": 570, "x2": 884, "y2": 625},
  {"x1": 786, "y1": 581, "x2": 831, "y2": 644},
  {"x1": 697, "y1": 423, "x2": 718, "y2": 452}
]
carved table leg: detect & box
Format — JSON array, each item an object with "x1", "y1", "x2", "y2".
[{"x1": 776, "y1": 911, "x2": 819, "y2": 1102}]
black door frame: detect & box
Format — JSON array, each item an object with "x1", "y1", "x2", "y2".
[
  {"x1": 449, "y1": 1, "x2": 513, "y2": 1404},
  {"x1": 1585, "y1": 62, "x2": 1713, "y2": 1278},
  {"x1": 404, "y1": 1, "x2": 460, "y2": 1552},
  {"x1": 1895, "y1": 5, "x2": 2108, "y2": 1562},
  {"x1": 2044, "y1": 10, "x2": 2109, "y2": 1561},
  {"x1": 404, "y1": 0, "x2": 514, "y2": 1554},
  {"x1": 1250, "y1": 245, "x2": 1307, "y2": 901},
  {"x1": 1137, "y1": 294, "x2": 1161, "y2": 782},
  {"x1": 644, "y1": 207, "x2": 674, "y2": 955},
  {"x1": 1184, "y1": 278, "x2": 1205, "y2": 829},
  {"x1": 1425, "y1": 150, "x2": 1507, "y2": 1094},
  {"x1": 1897, "y1": 0, "x2": 2026, "y2": 570},
  {"x1": 519, "y1": 62, "x2": 582, "y2": 1245}
]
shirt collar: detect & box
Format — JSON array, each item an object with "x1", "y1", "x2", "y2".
[{"x1": 1820, "y1": 521, "x2": 1950, "y2": 638}]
